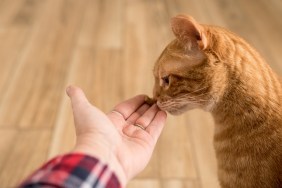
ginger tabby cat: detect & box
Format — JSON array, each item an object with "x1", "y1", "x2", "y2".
[{"x1": 152, "y1": 14, "x2": 282, "y2": 187}]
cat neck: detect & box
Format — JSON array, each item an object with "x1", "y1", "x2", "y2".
[
  {"x1": 206, "y1": 26, "x2": 282, "y2": 135},
  {"x1": 213, "y1": 59, "x2": 282, "y2": 136},
  {"x1": 210, "y1": 78, "x2": 282, "y2": 137}
]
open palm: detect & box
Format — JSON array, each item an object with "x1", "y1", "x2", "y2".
[{"x1": 67, "y1": 86, "x2": 167, "y2": 185}]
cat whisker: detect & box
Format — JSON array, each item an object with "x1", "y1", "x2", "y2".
[
  {"x1": 187, "y1": 86, "x2": 210, "y2": 94},
  {"x1": 175, "y1": 100, "x2": 199, "y2": 107},
  {"x1": 158, "y1": 89, "x2": 212, "y2": 110},
  {"x1": 159, "y1": 101, "x2": 187, "y2": 108},
  {"x1": 179, "y1": 92, "x2": 209, "y2": 99},
  {"x1": 175, "y1": 96, "x2": 210, "y2": 103}
]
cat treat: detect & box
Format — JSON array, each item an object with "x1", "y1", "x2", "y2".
[{"x1": 144, "y1": 96, "x2": 156, "y2": 106}]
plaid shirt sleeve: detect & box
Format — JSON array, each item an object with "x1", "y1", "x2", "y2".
[{"x1": 19, "y1": 153, "x2": 121, "y2": 188}]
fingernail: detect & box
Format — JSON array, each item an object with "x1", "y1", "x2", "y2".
[{"x1": 66, "y1": 86, "x2": 72, "y2": 96}]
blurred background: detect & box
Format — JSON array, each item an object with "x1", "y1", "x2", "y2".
[{"x1": 0, "y1": 0, "x2": 281, "y2": 187}]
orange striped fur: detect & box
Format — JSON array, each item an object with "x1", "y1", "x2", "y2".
[{"x1": 152, "y1": 15, "x2": 282, "y2": 187}]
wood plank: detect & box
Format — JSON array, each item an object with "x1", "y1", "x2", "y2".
[
  {"x1": 122, "y1": 0, "x2": 154, "y2": 97},
  {"x1": 127, "y1": 179, "x2": 160, "y2": 188},
  {"x1": 0, "y1": 129, "x2": 51, "y2": 187},
  {"x1": 159, "y1": 115, "x2": 198, "y2": 179},
  {"x1": 9, "y1": 0, "x2": 45, "y2": 27},
  {"x1": 258, "y1": 0, "x2": 282, "y2": 28},
  {"x1": 0, "y1": 129, "x2": 17, "y2": 171},
  {"x1": 0, "y1": 28, "x2": 28, "y2": 98},
  {"x1": 0, "y1": 0, "x2": 45, "y2": 98},
  {"x1": 237, "y1": 0, "x2": 282, "y2": 71},
  {"x1": 162, "y1": 179, "x2": 200, "y2": 188},
  {"x1": 211, "y1": 0, "x2": 277, "y2": 67},
  {"x1": 48, "y1": 0, "x2": 125, "y2": 158},
  {"x1": 0, "y1": 0, "x2": 25, "y2": 26},
  {"x1": 128, "y1": 178, "x2": 200, "y2": 188},
  {"x1": 186, "y1": 110, "x2": 220, "y2": 188},
  {"x1": 48, "y1": 48, "x2": 124, "y2": 157},
  {"x1": 208, "y1": 0, "x2": 280, "y2": 74},
  {"x1": 136, "y1": 144, "x2": 161, "y2": 178},
  {"x1": 76, "y1": 0, "x2": 101, "y2": 47},
  {"x1": 0, "y1": 0, "x2": 88, "y2": 128},
  {"x1": 95, "y1": 0, "x2": 123, "y2": 49}
]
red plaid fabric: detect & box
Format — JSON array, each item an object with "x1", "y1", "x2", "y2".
[{"x1": 19, "y1": 153, "x2": 121, "y2": 188}]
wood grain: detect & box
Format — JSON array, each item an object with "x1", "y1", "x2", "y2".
[{"x1": 0, "y1": 130, "x2": 51, "y2": 187}]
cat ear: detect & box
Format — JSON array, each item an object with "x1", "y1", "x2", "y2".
[{"x1": 171, "y1": 14, "x2": 207, "y2": 50}]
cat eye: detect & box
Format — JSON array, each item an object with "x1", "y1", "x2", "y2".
[{"x1": 161, "y1": 75, "x2": 170, "y2": 87}]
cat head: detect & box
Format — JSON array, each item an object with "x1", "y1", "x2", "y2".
[{"x1": 153, "y1": 15, "x2": 226, "y2": 115}]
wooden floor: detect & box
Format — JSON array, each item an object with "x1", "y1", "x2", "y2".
[{"x1": 0, "y1": 0, "x2": 282, "y2": 187}]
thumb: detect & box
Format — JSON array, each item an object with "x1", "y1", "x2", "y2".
[{"x1": 66, "y1": 85, "x2": 90, "y2": 112}]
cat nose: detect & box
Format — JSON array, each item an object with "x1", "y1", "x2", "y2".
[{"x1": 153, "y1": 90, "x2": 160, "y2": 100}]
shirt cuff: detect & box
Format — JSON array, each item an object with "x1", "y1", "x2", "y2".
[{"x1": 19, "y1": 153, "x2": 121, "y2": 188}]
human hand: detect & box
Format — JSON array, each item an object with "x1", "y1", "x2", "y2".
[{"x1": 66, "y1": 86, "x2": 167, "y2": 186}]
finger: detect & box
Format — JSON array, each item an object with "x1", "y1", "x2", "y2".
[
  {"x1": 113, "y1": 95, "x2": 146, "y2": 119},
  {"x1": 146, "y1": 111, "x2": 167, "y2": 142},
  {"x1": 122, "y1": 124, "x2": 143, "y2": 137},
  {"x1": 135, "y1": 104, "x2": 159, "y2": 129},
  {"x1": 126, "y1": 103, "x2": 150, "y2": 124},
  {"x1": 107, "y1": 110, "x2": 126, "y2": 131},
  {"x1": 66, "y1": 85, "x2": 90, "y2": 110}
]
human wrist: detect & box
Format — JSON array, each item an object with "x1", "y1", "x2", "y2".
[{"x1": 72, "y1": 143, "x2": 127, "y2": 187}]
